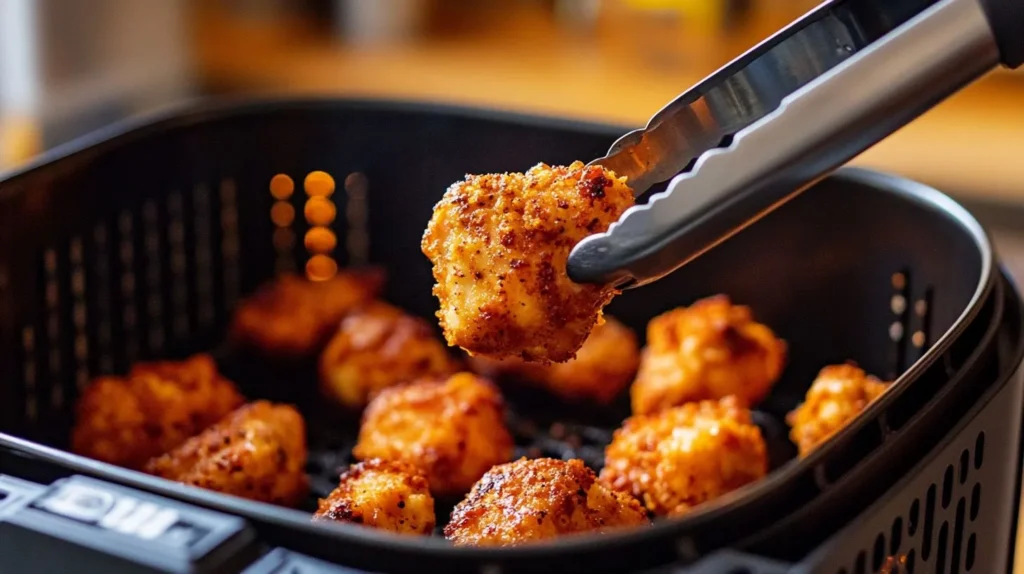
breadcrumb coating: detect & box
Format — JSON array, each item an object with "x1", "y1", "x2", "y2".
[
  {"x1": 445, "y1": 457, "x2": 648, "y2": 546},
  {"x1": 422, "y1": 161, "x2": 635, "y2": 363}
]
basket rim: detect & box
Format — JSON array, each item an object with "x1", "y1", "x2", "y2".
[
  {"x1": 0, "y1": 95, "x2": 630, "y2": 187},
  {"x1": 0, "y1": 96, "x2": 1000, "y2": 565}
]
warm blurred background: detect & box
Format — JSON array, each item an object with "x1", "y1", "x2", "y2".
[{"x1": 4, "y1": 0, "x2": 1024, "y2": 204}]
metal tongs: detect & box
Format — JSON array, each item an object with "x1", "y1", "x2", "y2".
[{"x1": 567, "y1": 0, "x2": 1023, "y2": 289}]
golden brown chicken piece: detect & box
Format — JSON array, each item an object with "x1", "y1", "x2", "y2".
[
  {"x1": 445, "y1": 457, "x2": 648, "y2": 546},
  {"x1": 601, "y1": 397, "x2": 768, "y2": 516},
  {"x1": 469, "y1": 316, "x2": 640, "y2": 404},
  {"x1": 229, "y1": 269, "x2": 385, "y2": 358},
  {"x1": 353, "y1": 372, "x2": 514, "y2": 496},
  {"x1": 787, "y1": 363, "x2": 889, "y2": 457},
  {"x1": 422, "y1": 161, "x2": 635, "y2": 364},
  {"x1": 313, "y1": 459, "x2": 436, "y2": 535},
  {"x1": 630, "y1": 295, "x2": 786, "y2": 415},
  {"x1": 319, "y1": 302, "x2": 460, "y2": 409},
  {"x1": 71, "y1": 354, "x2": 244, "y2": 470},
  {"x1": 144, "y1": 401, "x2": 308, "y2": 506}
]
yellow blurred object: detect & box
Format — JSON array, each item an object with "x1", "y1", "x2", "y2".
[
  {"x1": 304, "y1": 227, "x2": 338, "y2": 253},
  {"x1": 306, "y1": 254, "x2": 339, "y2": 282},
  {"x1": 271, "y1": 201, "x2": 296, "y2": 227},
  {"x1": 0, "y1": 116, "x2": 43, "y2": 170},
  {"x1": 270, "y1": 174, "x2": 295, "y2": 199},
  {"x1": 305, "y1": 197, "x2": 337, "y2": 227},
  {"x1": 304, "y1": 171, "x2": 336, "y2": 197}
]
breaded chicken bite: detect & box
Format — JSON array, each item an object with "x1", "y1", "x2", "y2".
[
  {"x1": 601, "y1": 397, "x2": 768, "y2": 516},
  {"x1": 422, "y1": 161, "x2": 635, "y2": 363},
  {"x1": 787, "y1": 363, "x2": 889, "y2": 457},
  {"x1": 72, "y1": 354, "x2": 244, "y2": 469},
  {"x1": 144, "y1": 401, "x2": 308, "y2": 506},
  {"x1": 319, "y1": 302, "x2": 459, "y2": 409},
  {"x1": 229, "y1": 269, "x2": 385, "y2": 358},
  {"x1": 631, "y1": 295, "x2": 786, "y2": 415},
  {"x1": 470, "y1": 316, "x2": 639, "y2": 404},
  {"x1": 313, "y1": 459, "x2": 436, "y2": 535},
  {"x1": 445, "y1": 457, "x2": 648, "y2": 546},
  {"x1": 353, "y1": 372, "x2": 513, "y2": 496}
]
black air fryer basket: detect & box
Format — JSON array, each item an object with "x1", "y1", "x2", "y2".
[{"x1": 0, "y1": 99, "x2": 1022, "y2": 574}]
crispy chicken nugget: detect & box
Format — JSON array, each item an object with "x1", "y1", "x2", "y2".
[
  {"x1": 72, "y1": 354, "x2": 244, "y2": 469},
  {"x1": 319, "y1": 302, "x2": 459, "y2": 409},
  {"x1": 787, "y1": 363, "x2": 889, "y2": 457},
  {"x1": 469, "y1": 315, "x2": 639, "y2": 404},
  {"x1": 422, "y1": 161, "x2": 635, "y2": 363},
  {"x1": 229, "y1": 269, "x2": 385, "y2": 358},
  {"x1": 144, "y1": 401, "x2": 308, "y2": 506},
  {"x1": 601, "y1": 397, "x2": 768, "y2": 516},
  {"x1": 445, "y1": 457, "x2": 649, "y2": 546},
  {"x1": 353, "y1": 372, "x2": 514, "y2": 496},
  {"x1": 631, "y1": 295, "x2": 786, "y2": 415},
  {"x1": 313, "y1": 459, "x2": 436, "y2": 535}
]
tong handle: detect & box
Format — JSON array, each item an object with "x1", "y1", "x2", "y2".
[{"x1": 980, "y1": 0, "x2": 1024, "y2": 67}]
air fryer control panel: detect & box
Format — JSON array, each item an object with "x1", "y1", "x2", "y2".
[
  {"x1": 0, "y1": 473, "x2": 792, "y2": 573},
  {"x1": 0, "y1": 474, "x2": 363, "y2": 574}
]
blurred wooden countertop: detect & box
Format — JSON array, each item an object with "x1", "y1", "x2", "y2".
[{"x1": 193, "y1": 6, "x2": 1024, "y2": 203}]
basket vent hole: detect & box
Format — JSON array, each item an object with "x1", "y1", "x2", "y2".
[
  {"x1": 958, "y1": 450, "x2": 969, "y2": 485},
  {"x1": 964, "y1": 534, "x2": 975, "y2": 571},
  {"x1": 922, "y1": 484, "x2": 936, "y2": 561},
  {"x1": 270, "y1": 173, "x2": 297, "y2": 274},
  {"x1": 973, "y1": 432, "x2": 984, "y2": 469},
  {"x1": 142, "y1": 200, "x2": 165, "y2": 353},
  {"x1": 909, "y1": 499, "x2": 920, "y2": 535},
  {"x1": 22, "y1": 326, "x2": 36, "y2": 422},
  {"x1": 221, "y1": 179, "x2": 241, "y2": 310},
  {"x1": 888, "y1": 270, "x2": 910, "y2": 378},
  {"x1": 93, "y1": 223, "x2": 113, "y2": 374},
  {"x1": 854, "y1": 550, "x2": 866, "y2": 574},
  {"x1": 167, "y1": 191, "x2": 189, "y2": 340},
  {"x1": 118, "y1": 209, "x2": 139, "y2": 362},
  {"x1": 344, "y1": 172, "x2": 370, "y2": 267},
  {"x1": 872, "y1": 533, "x2": 886, "y2": 571},
  {"x1": 193, "y1": 185, "x2": 215, "y2": 327},
  {"x1": 969, "y1": 483, "x2": 980, "y2": 521},
  {"x1": 302, "y1": 171, "x2": 338, "y2": 282},
  {"x1": 43, "y1": 248, "x2": 63, "y2": 410},
  {"x1": 906, "y1": 549, "x2": 916, "y2": 573},
  {"x1": 942, "y1": 465, "x2": 953, "y2": 509},
  {"x1": 890, "y1": 516, "x2": 903, "y2": 554},
  {"x1": 70, "y1": 236, "x2": 89, "y2": 391},
  {"x1": 936, "y1": 521, "x2": 949, "y2": 574},
  {"x1": 951, "y1": 498, "x2": 965, "y2": 574}
]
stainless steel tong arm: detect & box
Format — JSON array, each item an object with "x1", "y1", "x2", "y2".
[{"x1": 567, "y1": 0, "x2": 1022, "y2": 288}]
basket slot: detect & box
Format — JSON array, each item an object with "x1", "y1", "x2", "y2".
[
  {"x1": 888, "y1": 269, "x2": 912, "y2": 380},
  {"x1": 192, "y1": 184, "x2": 218, "y2": 333},
  {"x1": 166, "y1": 190, "x2": 191, "y2": 342},
  {"x1": 87, "y1": 223, "x2": 115, "y2": 376},
  {"x1": 116, "y1": 209, "x2": 141, "y2": 365},
  {"x1": 0, "y1": 264, "x2": 18, "y2": 432},
  {"x1": 219, "y1": 179, "x2": 242, "y2": 313},
  {"x1": 141, "y1": 198, "x2": 167, "y2": 355},
  {"x1": 907, "y1": 287, "x2": 934, "y2": 367},
  {"x1": 828, "y1": 429, "x2": 987, "y2": 574}
]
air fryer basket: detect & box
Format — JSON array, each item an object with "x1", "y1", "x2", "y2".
[{"x1": 0, "y1": 99, "x2": 1021, "y2": 574}]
